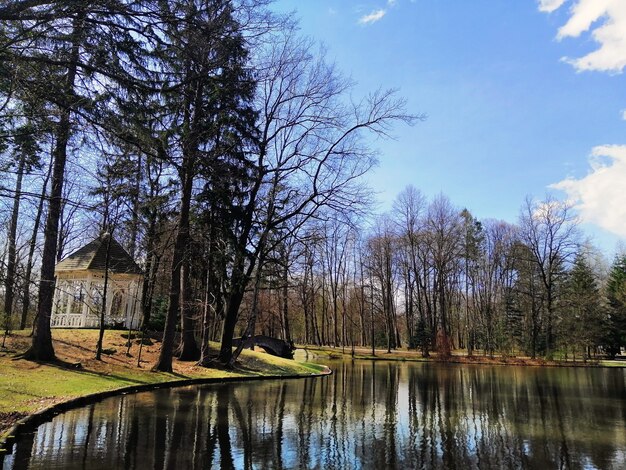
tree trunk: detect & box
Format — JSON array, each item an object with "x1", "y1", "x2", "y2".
[
  {"x1": 178, "y1": 258, "x2": 200, "y2": 360},
  {"x1": 153, "y1": 161, "x2": 193, "y2": 372},
  {"x1": 4, "y1": 152, "x2": 26, "y2": 335},
  {"x1": 545, "y1": 286, "x2": 554, "y2": 357},
  {"x1": 20, "y1": 156, "x2": 52, "y2": 330},
  {"x1": 140, "y1": 209, "x2": 160, "y2": 328},
  {"x1": 95, "y1": 233, "x2": 113, "y2": 360},
  {"x1": 21, "y1": 9, "x2": 85, "y2": 361},
  {"x1": 217, "y1": 285, "x2": 246, "y2": 365},
  {"x1": 128, "y1": 154, "x2": 141, "y2": 258},
  {"x1": 198, "y1": 264, "x2": 214, "y2": 366},
  {"x1": 229, "y1": 255, "x2": 265, "y2": 367},
  {"x1": 281, "y1": 256, "x2": 291, "y2": 344}
]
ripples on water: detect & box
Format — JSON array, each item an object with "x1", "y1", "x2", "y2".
[{"x1": 3, "y1": 360, "x2": 626, "y2": 469}]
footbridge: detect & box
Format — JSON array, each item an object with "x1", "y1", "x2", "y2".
[{"x1": 232, "y1": 335, "x2": 296, "y2": 359}]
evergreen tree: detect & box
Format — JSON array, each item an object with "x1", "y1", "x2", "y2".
[
  {"x1": 460, "y1": 209, "x2": 482, "y2": 355},
  {"x1": 603, "y1": 255, "x2": 626, "y2": 358},
  {"x1": 150, "y1": 0, "x2": 258, "y2": 372},
  {"x1": 560, "y1": 253, "x2": 602, "y2": 360}
]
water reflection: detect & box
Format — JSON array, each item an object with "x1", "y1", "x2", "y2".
[{"x1": 3, "y1": 361, "x2": 626, "y2": 469}]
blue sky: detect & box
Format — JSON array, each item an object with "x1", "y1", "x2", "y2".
[{"x1": 271, "y1": 0, "x2": 626, "y2": 254}]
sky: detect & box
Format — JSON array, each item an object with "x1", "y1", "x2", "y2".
[{"x1": 270, "y1": 0, "x2": 626, "y2": 255}]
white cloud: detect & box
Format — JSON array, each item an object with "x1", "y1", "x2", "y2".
[
  {"x1": 551, "y1": 145, "x2": 626, "y2": 236},
  {"x1": 542, "y1": 2, "x2": 626, "y2": 238},
  {"x1": 358, "y1": 9, "x2": 386, "y2": 25},
  {"x1": 538, "y1": 0, "x2": 566, "y2": 13},
  {"x1": 540, "y1": 0, "x2": 626, "y2": 73},
  {"x1": 387, "y1": 0, "x2": 397, "y2": 6}
]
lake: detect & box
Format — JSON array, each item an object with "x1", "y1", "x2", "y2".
[{"x1": 3, "y1": 360, "x2": 626, "y2": 469}]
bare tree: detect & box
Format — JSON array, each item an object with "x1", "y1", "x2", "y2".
[
  {"x1": 3, "y1": 151, "x2": 27, "y2": 334},
  {"x1": 322, "y1": 218, "x2": 352, "y2": 346},
  {"x1": 217, "y1": 27, "x2": 418, "y2": 365},
  {"x1": 425, "y1": 194, "x2": 463, "y2": 356},
  {"x1": 472, "y1": 219, "x2": 517, "y2": 356},
  {"x1": 367, "y1": 215, "x2": 401, "y2": 352},
  {"x1": 20, "y1": 158, "x2": 52, "y2": 329},
  {"x1": 392, "y1": 185, "x2": 426, "y2": 349},
  {"x1": 518, "y1": 195, "x2": 579, "y2": 357}
]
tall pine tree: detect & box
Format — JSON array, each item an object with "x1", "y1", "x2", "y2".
[{"x1": 150, "y1": 0, "x2": 258, "y2": 372}]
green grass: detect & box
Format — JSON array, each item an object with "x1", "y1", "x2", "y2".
[
  {"x1": 597, "y1": 359, "x2": 626, "y2": 367},
  {"x1": 0, "y1": 351, "x2": 324, "y2": 414},
  {"x1": 0, "y1": 361, "x2": 166, "y2": 413}
]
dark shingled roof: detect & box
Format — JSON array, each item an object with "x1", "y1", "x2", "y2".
[{"x1": 55, "y1": 235, "x2": 143, "y2": 275}]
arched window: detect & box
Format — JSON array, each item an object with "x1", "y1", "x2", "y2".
[
  {"x1": 69, "y1": 281, "x2": 84, "y2": 314},
  {"x1": 110, "y1": 291, "x2": 125, "y2": 320},
  {"x1": 90, "y1": 285, "x2": 103, "y2": 316}
]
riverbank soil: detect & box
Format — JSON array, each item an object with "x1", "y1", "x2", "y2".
[{"x1": 0, "y1": 329, "x2": 326, "y2": 442}]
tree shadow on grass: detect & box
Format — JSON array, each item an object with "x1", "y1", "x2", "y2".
[
  {"x1": 35, "y1": 358, "x2": 191, "y2": 385},
  {"x1": 53, "y1": 338, "x2": 94, "y2": 354},
  {"x1": 230, "y1": 366, "x2": 262, "y2": 376},
  {"x1": 49, "y1": 338, "x2": 144, "y2": 366}
]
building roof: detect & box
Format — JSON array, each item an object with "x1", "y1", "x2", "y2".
[{"x1": 55, "y1": 234, "x2": 143, "y2": 275}]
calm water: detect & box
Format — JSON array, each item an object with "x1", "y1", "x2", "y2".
[{"x1": 3, "y1": 360, "x2": 626, "y2": 469}]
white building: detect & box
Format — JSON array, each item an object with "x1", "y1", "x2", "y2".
[{"x1": 50, "y1": 234, "x2": 143, "y2": 329}]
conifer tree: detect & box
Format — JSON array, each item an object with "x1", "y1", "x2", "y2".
[
  {"x1": 561, "y1": 253, "x2": 602, "y2": 360},
  {"x1": 151, "y1": 0, "x2": 258, "y2": 372},
  {"x1": 603, "y1": 255, "x2": 626, "y2": 358}
]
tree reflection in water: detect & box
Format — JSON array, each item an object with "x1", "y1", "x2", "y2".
[{"x1": 3, "y1": 361, "x2": 626, "y2": 469}]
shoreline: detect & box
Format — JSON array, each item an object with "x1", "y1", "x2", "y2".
[
  {"x1": 0, "y1": 329, "x2": 331, "y2": 454},
  {"x1": 302, "y1": 345, "x2": 626, "y2": 369},
  {"x1": 0, "y1": 365, "x2": 331, "y2": 456},
  {"x1": 3, "y1": 336, "x2": 623, "y2": 455}
]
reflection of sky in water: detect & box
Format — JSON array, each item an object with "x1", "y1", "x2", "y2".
[{"x1": 3, "y1": 361, "x2": 626, "y2": 469}]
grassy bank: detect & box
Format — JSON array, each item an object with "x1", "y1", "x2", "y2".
[
  {"x1": 302, "y1": 345, "x2": 626, "y2": 368},
  {"x1": 0, "y1": 329, "x2": 328, "y2": 444}
]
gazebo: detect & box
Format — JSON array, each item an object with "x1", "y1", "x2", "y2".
[{"x1": 50, "y1": 234, "x2": 143, "y2": 329}]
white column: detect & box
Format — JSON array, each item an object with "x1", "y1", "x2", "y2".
[
  {"x1": 127, "y1": 279, "x2": 138, "y2": 329},
  {"x1": 82, "y1": 274, "x2": 92, "y2": 326},
  {"x1": 52, "y1": 279, "x2": 61, "y2": 316},
  {"x1": 51, "y1": 278, "x2": 61, "y2": 327},
  {"x1": 65, "y1": 280, "x2": 73, "y2": 316}
]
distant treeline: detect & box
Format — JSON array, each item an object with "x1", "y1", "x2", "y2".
[{"x1": 273, "y1": 188, "x2": 626, "y2": 361}]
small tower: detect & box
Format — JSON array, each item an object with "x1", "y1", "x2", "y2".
[{"x1": 50, "y1": 234, "x2": 143, "y2": 329}]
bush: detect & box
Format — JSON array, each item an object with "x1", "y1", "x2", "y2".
[{"x1": 146, "y1": 297, "x2": 167, "y2": 331}]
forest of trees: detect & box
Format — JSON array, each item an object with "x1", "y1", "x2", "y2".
[{"x1": 0, "y1": 0, "x2": 624, "y2": 370}]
